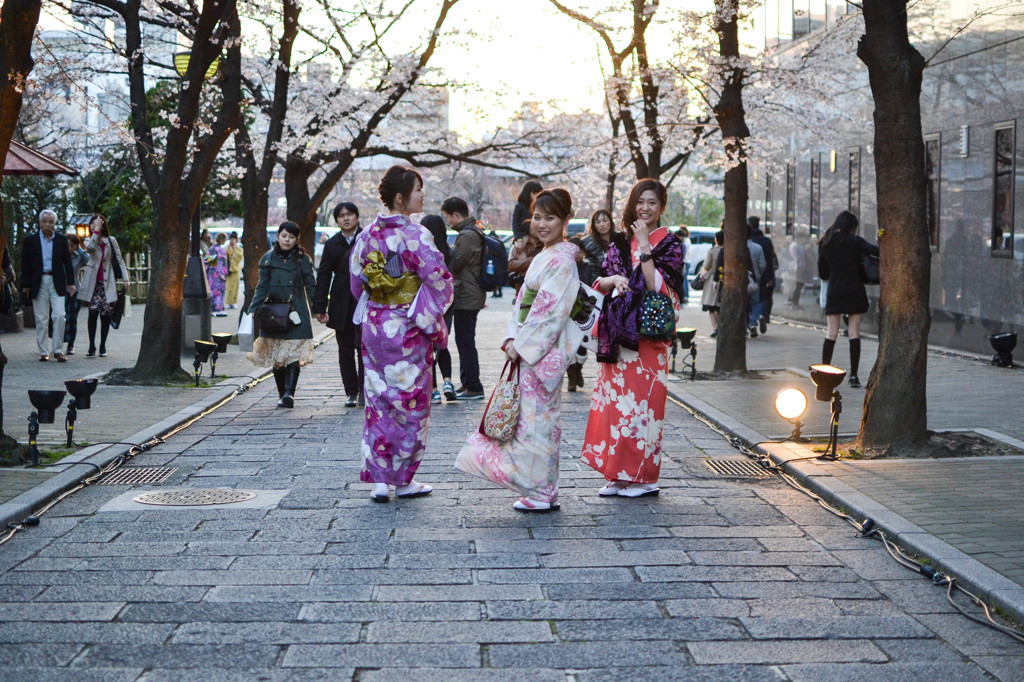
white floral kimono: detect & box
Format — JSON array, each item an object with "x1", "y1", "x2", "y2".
[{"x1": 455, "y1": 242, "x2": 582, "y2": 503}]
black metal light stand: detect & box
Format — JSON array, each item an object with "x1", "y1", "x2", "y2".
[
  {"x1": 672, "y1": 328, "x2": 697, "y2": 381},
  {"x1": 210, "y1": 333, "x2": 232, "y2": 378},
  {"x1": 65, "y1": 399, "x2": 77, "y2": 447},
  {"x1": 28, "y1": 412, "x2": 40, "y2": 467},
  {"x1": 821, "y1": 390, "x2": 843, "y2": 461},
  {"x1": 193, "y1": 340, "x2": 217, "y2": 387},
  {"x1": 63, "y1": 379, "x2": 98, "y2": 447},
  {"x1": 27, "y1": 390, "x2": 66, "y2": 467},
  {"x1": 809, "y1": 364, "x2": 847, "y2": 461}
]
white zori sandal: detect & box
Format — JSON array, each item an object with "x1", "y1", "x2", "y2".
[
  {"x1": 513, "y1": 497, "x2": 560, "y2": 513},
  {"x1": 599, "y1": 481, "x2": 629, "y2": 497}
]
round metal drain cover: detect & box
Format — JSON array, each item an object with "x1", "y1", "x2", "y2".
[{"x1": 133, "y1": 489, "x2": 257, "y2": 506}]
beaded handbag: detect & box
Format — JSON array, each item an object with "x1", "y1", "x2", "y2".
[
  {"x1": 639, "y1": 291, "x2": 675, "y2": 340},
  {"x1": 479, "y1": 359, "x2": 521, "y2": 443}
]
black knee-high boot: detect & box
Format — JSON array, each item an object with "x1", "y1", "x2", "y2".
[
  {"x1": 849, "y1": 338, "x2": 861, "y2": 378},
  {"x1": 822, "y1": 338, "x2": 836, "y2": 365},
  {"x1": 279, "y1": 362, "x2": 300, "y2": 408},
  {"x1": 273, "y1": 367, "x2": 287, "y2": 398}
]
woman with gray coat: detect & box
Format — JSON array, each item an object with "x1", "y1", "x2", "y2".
[
  {"x1": 78, "y1": 214, "x2": 129, "y2": 357},
  {"x1": 247, "y1": 221, "x2": 317, "y2": 408}
]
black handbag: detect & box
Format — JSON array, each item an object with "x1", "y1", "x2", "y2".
[
  {"x1": 691, "y1": 272, "x2": 706, "y2": 291},
  {"x1": 258, "y1": 257, "x2": 302, "y2": 334},
  {"x1": 861, "y1": 252, "x2": 880, "y2": 285},
  {"x1": 110, "y1": 285, "x2": 126, "y2": 329},
  {"x1": 639, "y1": 291, "x2": 675, "y2": 340}
]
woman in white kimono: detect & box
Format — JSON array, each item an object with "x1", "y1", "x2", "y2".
[{"x1": 456, "y1": 189, "x2": 582, "y2": 512}]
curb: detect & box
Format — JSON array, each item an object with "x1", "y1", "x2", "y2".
[
  {"x1": 0, "y1": 329, "x2": 335, "y2": 531},
  {"x1": 667, "y1": 383, "x2": 1024, "y2": 628}
]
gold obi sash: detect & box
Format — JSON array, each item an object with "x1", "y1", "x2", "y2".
[{"x1": 365, "y1": 250, "x2": 421, "y2": 305}]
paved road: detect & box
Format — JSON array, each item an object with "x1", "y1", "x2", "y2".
[{"x1": 0, "y1": 300, "x2": 1018, "y2": 680}]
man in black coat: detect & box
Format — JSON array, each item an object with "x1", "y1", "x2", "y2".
[
  {"x1": 313, "y1": 202, "x2": 363, "y2": 407},
  {"x1": 748, "y1": 216, "x2": 778, "y2": 334},
  {"x1": 21, "y1": 210, "x2": 76, "y2": 362}
]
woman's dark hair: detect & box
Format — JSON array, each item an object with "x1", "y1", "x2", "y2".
[
  {"x1": 333, "y1": 201, "x2": 359, "y2": 220},
  {"x1": 378, "y1": 165, "x2": 423, "y2": 210},
  {"x1": 275, "y1": 221, "x2": 304, "y2": 254},
  {"x1": 420, "y1": 214, "x2": 451, "y2": 262},
  {"x1": 819, "y1": 210, "x2": 859, "y2": 248},
  {"x1": 587, "y1": 209, "x2": 614, "y2": 247},
  {"x1": 68, "y1": 234, "x2": 80, "y2": 247},
  {"x1": 621, "y1": 178, "x2": 667, "y2": 238},
  {"x1": 216, "y1": 233, "x2": 227, "y2": 245},
  {"x1": 200, "y1": 228, "x2": 211, "y2": 240},
  {"x1": 229, "y1": 231, "x2": 238, "y2": 240},
  {"x1": 714, "y1": 229, "x2": 724, "y2": 246},
  {"x1": 90, "y1": 214, "x2": 110, "y2": 238},
  {"x1": 531, "y1": 188, "x2": 573, "y2": 222},
  {"x1": 517, "y1": 180, "x2": 543, "y2": 206}
]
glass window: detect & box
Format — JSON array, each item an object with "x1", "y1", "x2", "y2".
[
  {"x1": 794, "y1": 1, "x2": 810, "y2": 39},
  {"x1": 778, "y1": 0, "x2": 794, "y2": 43},
  {"x1": 992, "y1": 123, "x2": 1015, "y2": 257},
  {"x1": 809, "y1": 0, "x2": 826, "y2": 32},
  {"x1": 848, "y1": 147, "x2": 861, "y2": 216},
  {"x1": 924, "y1": 134, "x2": 941, "y2": 250},
  {"x1": 765, "y1": 176, "x2": 774, "y2": 234},
  {"x1": 785, "y1": 163, "x2": 796, "y2": 236},
  {"x1": 810, "y1": 154, "x2": 821, "y2": 237}
]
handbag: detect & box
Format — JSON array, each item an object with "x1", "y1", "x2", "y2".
[
  {"x1": 110, "y1": 285, "x2": 126, "y2": 329},
  {"x1": 691, "y1": 271, "x2": 707, "y2": 291},
  {"x1": 860, "y1": 252, "x2": 880, "y2": 285},
  {"x1": 478, "y1": 359, "x2": 521, "y2": 443},
  {"x1": 639, "y1": 291, "x2": 675, "y2": 340},
  {"x1": 258, "y1": 257, "x2": 302, "y2": 334}
]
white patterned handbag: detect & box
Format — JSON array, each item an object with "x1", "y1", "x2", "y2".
[{"x1": 478, "y1": 359, "x2": 521, "y2": 443}]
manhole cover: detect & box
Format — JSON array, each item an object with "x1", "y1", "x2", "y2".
[
  {"x1": 98, "y1": 467, "x2": 177, "y2": 486},
  {"x1": 132, "y1": 489, "x2": 257, "y2": 506},
  {"x1": 703, "y1": 459, "x2": 771, "y2": 478}
]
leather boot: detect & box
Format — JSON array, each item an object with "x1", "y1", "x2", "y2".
[
  {"x1": 273, "y1": 367, "x2": 287, "y2": 399},
  {"x1": 279, "y1": 362, "x2": 300, "y2": 408}
]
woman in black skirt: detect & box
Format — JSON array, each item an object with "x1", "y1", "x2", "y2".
[{"x1": 817, "y1": 211, "x2": 879, "y2": 387}]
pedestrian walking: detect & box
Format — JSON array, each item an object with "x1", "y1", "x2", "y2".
[
  {"x1": 507, "y1": 219, "x2": 541, "y2": 295},
  {"x1": 444, "y1": 196, "x2": 487, "y2": 400},
  {"x1": 225, "y1": 232, "x2": 243, "y2": 309},
  {"x1": 748, "y1": 216, "x2": 778, "y2": 333},
  {"x1": 77, "y1": 214, "x2": 128, "y2": 359},
  {"x1": 313, "y1": 202, "x2": 364, "y2": 408},
  {"x1": 581, "y1": 179, "x2": 684, "y2": 497},
  {"x1": 512, "y1": 180, "x2": 543, "y2": 240},
  {"x1": 64, "y1": 234, "x2": 89, "y2": 355},
  {"x1": 350, "y1": 165, "x2": 454, "y2": 502},
  {"x1": 487, "y1": 229, "x2": 504, "y2": 299},
  {"x1": 207, "y1": 233, "x2": 229, "y2": 316},
  {"x1": 818, "y1": 210, "x2": 879, "y2": 388},
  {"x1": 456, "y1": 188, "x2": 582, "y2": 512},
  {"x1": 566, "y1": 209, "x2": 616, "y2": 392},
  {"x1": 246, "y1": 221, "x2": 316, "y2": 408},
  {"x1": 699, "y1": 229, "x2": 724, "y2": 337},
  {"x1": 676, "y1": 225, "x2": 692, "y2": 304},
  {"x1": 420, "y1": 214, "x2": 458, "y2": 406},
  {"x1": 21, "y1": 209, "x2": 77, "y2": 362},
  {"x1": 788, "y1": 234, "x2": 812, "y2": 308},
  {"x1": 745, "y1": 223, "x2": 767, "y2": 338},
  {"x1": 199, "y1": 229, "x2": 212, "y2": 258}
]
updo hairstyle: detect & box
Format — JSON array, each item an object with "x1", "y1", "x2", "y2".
[
  {"x1": 378, "y1": 165, "x2": 423, "y2": 210},
  {"x1": 531, "y1": 188, "x2": 574, "y2": 222}
]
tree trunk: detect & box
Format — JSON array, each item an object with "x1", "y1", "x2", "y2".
[
  {"x1": 0, "y1": 0, "x2": 43, "y2": 438},
  {"x1": 284, "y1": 154, "x2": 318, "y2": 255},
  {"x1": 241, "y1": 187, "x2": 269, "y2": 310},
  {"x1": 856, "y1": 0, "x2": 930, "y2": 446},
  {"x1": 711, "y1": 0, "x2": 750, "y2": 374}
]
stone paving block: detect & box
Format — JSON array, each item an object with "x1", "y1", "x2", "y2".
[
  {"x1": 788, "y1": 565, "x2": 864, "y2": 583},
  {"x1": 913, "y1": 613, "x2": 1024, "y2": 657},
  {"x1": 38, "y1": 541, "x2": 188, "y2": 557},
  {"x1": 119, "y1": 602, "x2": 300, "y2": 623},
  {"x1": 10, "y1": 558, "x2": 82, "y2": 572},
  {"x1": 0, "y1": 668, "x2": 142, "y2": 682},
  {"x1": 0, "y1": 585, "x2": 44, "y2": 602},
  {"x1": 712, "y1": 581, "x2": 882, "y2": 600},
  {"x1": 310, "y1": 568, "x2": 473, "y2": 585},
  {"x1": 474, "y1": 539, "x2": 620, "y2": 554},
  {"x1": 740, "y1": 615, "x2": 933, "y2": 639},
  {"x1": 282, "y1": 642, "x2": 481, "y2": 668},
  {"x1": 34, "y1": 585, "x2": 208, "y2": 603},
  {"x1": 77, "y1": 643, "x2": 281, "y2": 669},
  {"x1": 301, "y1": 601, "x2": 481, "y2": 622},
  {"x1": 385, "y1": 553, "x2": 541, "y2": 570},
  {"x1": 669, "y1": 525, "x2": 804, "y2": 539},
  {"x1": 529, "y1": 526, "x2": 672, "y2": 540},
  {"x1": 687, "y1": 550, "x2": 842, "y2": 567},
  {"x1": 554, "y1": 617, "x2": 747, "y2": 642},
  {"x1": 229, "y1": 554, "x2": 386, "y2": 570},
  {"x1": 154, "y1": 570, "x2": 312, "y2": 586},
  {"x1": 324, "y1": 540, "x2": 472, "y2": 555},
  {"x1": 743, "y1": 597, "x2": 846, "y2": 618},
  {"x1": 376, "y1": 584, "x2": 543, "y2": 602},
  {"x1": 831, "y1": 549, "x2": 922, "y2": 581},
  {"x1": 358, "y1": 669, "x2": 565, "y2": 682},
  {"x1": 0, "y1": 643, "x2": 84, "y2": 667},
  {"x1": 875, "y1": 638, "x2": 970, "y2": 663},
  {"x1": 782, "y1": 662, "x2": 993, "y2": 681},
  {"x1": 538, "y1": 550, "x2": 693, "y2": 568},
  {"x1": 485, "y1": 599, "x2": 662, "y2": 621},
  {"x1": 618, "y1": 537, "x2": 762, "y2": 552},
  {"x1": 663, "y1": 598, "x2": 752, "y2": 618},
  {"x1": 688, "y1": 639, "x2": 887, "y2": 665},
  {"x1": 75, "y1": 556, "x2": 234, "y2": 571},
  {"x1": 183, "y1": 542, "x2": 328, "y2": 556},
  {"x1": 171, "y1": 621, "x2": 360, "y2": 644},
  {"x1": 636, "y1": 565, "x2": 796, "y2": 582},
  {"x1": 139, "y1": 668, "x2": 342, "y2": 682},
  {"x1": 0, "y1": 621, "x2": 175, "y2": 644},
  {"x1": 488, "y1": 641, "x2": 688, "y2": 668},
  {"x1": 366, "y1": 620, "x2": 555, "y2": 643},
  {"x1": 544, "y1": 582, "x2": 714, "y2": 601},
  {"x1": 0, "y1": 602, "x2": 123, "y2": 621},
  {"x1": 477, "y1": 567, "x2": 636, "y2": 584},
  {"x1": 576, "y1": 665, "x2": 786, "y2": 682},
  {"x1": 203, "y1": 585, "x2": 374, "y2": 603}
]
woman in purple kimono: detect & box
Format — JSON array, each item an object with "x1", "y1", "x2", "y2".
[
  {"x1": 350, "y1": 166, "x2": 454, "y2": 502},
  {"x1": 206, "y1": 233, "x2": 229, "y2": 315}
]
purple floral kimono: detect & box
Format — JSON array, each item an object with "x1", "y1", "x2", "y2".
[
  {"x1": 206, "y1": 244, "x2": 228, "y2": 312},
  {"x1": 350, "y1": 214, "x2": 454, "y2": 485}
]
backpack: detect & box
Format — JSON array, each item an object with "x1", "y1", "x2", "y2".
[{"x1": 476, "y1": 229, "x2": 508, "y2": 292}]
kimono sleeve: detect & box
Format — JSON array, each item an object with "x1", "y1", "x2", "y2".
[
  {"x1": 512, "y1": 254, "x2": 578, "y2": 369},
  {"x1": 406, "y1": 227, "x2": 455, "y2": 348}
]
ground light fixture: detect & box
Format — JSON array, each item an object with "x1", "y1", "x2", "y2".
[
  {"x1": 671, "y1": 327, "x2": 697, "y2": 381},
  {"x1": 774, "y1": 387, "x2": 808, "y2": 441},
  {"x1": 193, "y1": 340, "x2": 217, "y2": 387},
  {"x1": 210, "y1": 332, "x2": 232, "y2": 377},
  {"x1": 64, "y1": 379, "x2": 98, "y2": 447},
  {"x1": 989, "y1": 332, "x2": 1017, "y2": 368},
  {"x1": 809, "y1": 364, "x2": 847, "y2": 461},
  {"x1": 27, "y1": 390, "x2": 66, "y2": 466}
]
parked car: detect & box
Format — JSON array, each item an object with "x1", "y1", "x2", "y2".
[{"x1": 678, "y1": 225, "x2": 719, "y2": 267}]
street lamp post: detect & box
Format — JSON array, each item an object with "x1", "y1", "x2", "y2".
[{"x1": 174, "y1": 52, "x2": 219, "y2": 354}]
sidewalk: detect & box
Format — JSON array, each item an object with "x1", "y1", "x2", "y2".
[
  {"x1": 669, "y1": 297, "x2": 1024, "y2": 622},
  {"x1": 0, "y1": 303, "x2": 331, "y2": 505}
]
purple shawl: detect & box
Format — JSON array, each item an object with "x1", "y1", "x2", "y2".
[{"x1": 597, "y1": 230, "x2": 685, "y2": 363}]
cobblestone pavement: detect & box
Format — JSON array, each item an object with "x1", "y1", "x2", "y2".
[
  {"x1": 0, "y1": 299, "x2": 1019, "y2": 680},
  {"x1": 673, "y1": 299, "x2": 1024, "y2": 596},
  {"x1": 0, "y1": 305, "x2": 330, "y2": 503}
]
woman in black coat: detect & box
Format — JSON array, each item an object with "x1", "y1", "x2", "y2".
[
  {"x1": 817, "y1": 211, "x2": 879, "y2": 387},
  {"x1": 421, "y1": 214, "x2": 457, "y2": 404}
]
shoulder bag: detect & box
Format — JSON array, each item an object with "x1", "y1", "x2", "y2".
[
  {"x1": 860, "y1": 252, "x2": 880, "y2": 285},
  {"x1": 479, "y1": 359, "x2": 521, "y2": 442},
  {"x1": 259, "y1": 257, "x2": 302, "y2": 334}
]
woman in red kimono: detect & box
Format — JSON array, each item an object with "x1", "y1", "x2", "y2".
[{"x1": 580, "y1": 179, "x2": 685, "y2": 498}]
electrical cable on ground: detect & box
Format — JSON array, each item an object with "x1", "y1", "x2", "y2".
[
  {"x1": 0, "y1": 332, "x2": 335, "y2": 549},
  {"x1": 667, "y1": 393, "x2": 1024, "y2": 645}
]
